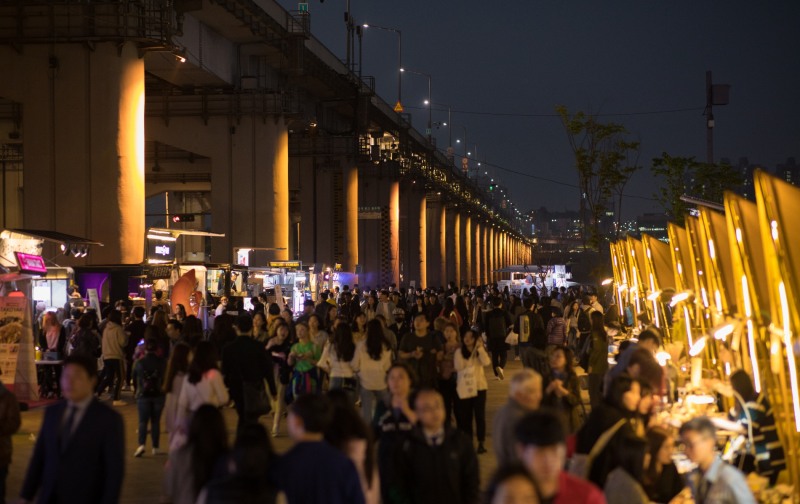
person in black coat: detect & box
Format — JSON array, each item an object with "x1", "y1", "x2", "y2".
[
  {"x1": 19, "y1": 354, "x2": 125, "y2": 504},
  {"x1": 391, "y1": 389, "x2": 479, "y2": 504},
  {"x1": 222, "y1": 314, "x2": 277, "y2": 434}
]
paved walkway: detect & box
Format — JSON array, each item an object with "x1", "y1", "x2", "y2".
[{"x1": 6, "y1": 357, "x2": 523, "y2": 503}]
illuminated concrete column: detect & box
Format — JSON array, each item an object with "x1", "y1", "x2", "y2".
[
  {"x1": 464, "y1": 215, "x2": 472, "y2": 286},
  {"x1": 389, "y1": 181, "x2": 400, "y2": 286},
  {"x1": 426, "y1": 199, "x2": 444, "y2": 288},
  {"x1": 489, "y1": 226, "x2": 495, "y2": 284},
  {"x1": 0, "y1": 42, "x2": 145, "y2": 264},
  {"x1": 419, "y1": 194, "x2": 427, "y2": 288},
  {"x1": 343, "y1": 165, "x2": 359, "y2": 271},
  {"x1": 445, "y1": 209, "x2": 459, "y2": 287},
  {"x1": 474, "y1": 222, "x2": 481, "y2": 286},
  {"x1": 482, "y1": 225, "x2": 489, "y2": 285},
  {"x1": 439, "y1": 204, "x2": 447, "y2": 287}
]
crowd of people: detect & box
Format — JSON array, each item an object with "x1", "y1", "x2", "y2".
[{"x1": 1, "y1": 280, "x2": 782, "y2": 503}]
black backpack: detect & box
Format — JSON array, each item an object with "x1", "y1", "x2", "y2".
[
  {"x1": 577, "y1": 307, "x2": 593, "y2": 334},
  {"x1": 140, "y1": 367, "x2": 162, "y2": 397}
]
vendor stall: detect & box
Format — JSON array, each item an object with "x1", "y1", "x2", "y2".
[{"x1": 606, "y1": 169, "x2": 800, "y2": 499}]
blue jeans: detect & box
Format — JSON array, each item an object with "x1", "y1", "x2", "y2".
[
  {"x1": 359, "y1": 388, "x2": 386, "y2": 424},
  {"x1": 137, "y1": 396, "x2": 165, "y2": 448}
]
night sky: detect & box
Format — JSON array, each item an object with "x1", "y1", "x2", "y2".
[{"x1": 275, "y1": 0, "x2": 800, "y2": 219}]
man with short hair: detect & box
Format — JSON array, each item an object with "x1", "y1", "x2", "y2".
[
  {"x1": 377, "y1": 290, "x2": 396, "y2": 322},
  {"x1": 680, "y1": 417, "x2": 756, "y2": 504},
  {"x1": 515, "y1": 298, "x2": 547, "y2": 374},
  {"x1": 124, "y1": 306, "x2": 147, "y2": 389},
  {"x1": 483, "y1": 297, "x2": 512, "y2": 380},
  {"x1": 493, "y1": 369, "x2": 542, "y2": 466},
  {"x1": 515, "y1": 409, "x2": 605, "y2": 504},
  {"x1": 222, "y1": 314, "x2": 277, "y2": 434},
  {"x1": 391, "y1": 389, "x2": 479, "y2": 504},
  {"x1": 272, "y1": 394, "x2": 364, "y2": 504},
  {"x1": 296, "y1": 299, "x2": 315, "y2": 325},
  {"x1": 165, "y1": 319, "x2": 183, "y2": 349},
  {"x1": 398, "y1": 313, "x2": 442, "y2": 389},
  {"x1": 19, "y1": 355, "x2": 125, "y2": 504}
]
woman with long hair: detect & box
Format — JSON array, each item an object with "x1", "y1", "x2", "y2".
[
  {"x1": 643, "y1": 427, "x2": 684, "y2": 503},
  {"x1": 351, "y1": 312, "x2": 368, "y2": 344},
  {"x1": 454, "y1": 328, "x2": 491, "y2": 454},
  {"x1": 163, "y1": 342, "x2": 192, "y2": 450},
  {"x1": 576, "y1": 374, "x2": 641, "y2": 488},
  {"x1": 252, "y1": 311, "x2": 269, "y2": 344},
  {"x1": 165, "y1": 404, "x2": 230, "y2": 504},
  {"x1": 41, "y1": 311, "x2": 66, "y2": 356},
  {"x1": 325, "y1": 390, "x2": 381, "y2": 504},
  {"x1": 266, "y1": 321, "x2": 292, "y2": 437},
  {"x1": 586, "y1": 310, "x2": 610, "y2": 408},
  {"x1": 439, "y1": 297, "x2": 463, "y2": 328},
  {"x1": 354, "y1": 319, "x2": 392, "y2": 423},
  {"x1": 438, "y1": 321, "x2": 461, "y2": 426},
  {"x1": 319, "y1": 323, "x2": 358, "y2": 405},
  {"x1": 174, "y1": 341, "x2": 229, "y2": 449},
  {"x1": 363, "y1": 295, "x2": 379, "y2": 322},
  {"x1": 565, "y1": 300, "x2": 581, "y2": 352},
  {"x1": 542, "y1": 345, "x2": 583, "y2": 433},
  {"x1": 181, "y1": 315, "x2": 205, "y2": 348},
  {"x1": 375, "y1": 363, "x2": 418, "y2": 503}
]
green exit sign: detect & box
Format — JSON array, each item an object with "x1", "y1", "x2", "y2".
[{"x1": 298, "y1": 2, "x2": 308, "y2": 11}]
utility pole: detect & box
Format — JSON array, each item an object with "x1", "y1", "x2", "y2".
[{"x1": 704, "y1": 70, "x2": 731, "y2": 166}]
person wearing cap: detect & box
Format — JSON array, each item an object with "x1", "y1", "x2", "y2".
[{"x1": 388, "y1": 307, "x2": 409, "y2": 346}]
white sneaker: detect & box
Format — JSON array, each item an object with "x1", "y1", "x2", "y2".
[
  {"x1": 152, "y1": 448, "x2": 159, "y2": 456},
  {"x1": 112, "y1": 400, "x2": 127, "y2": 407},
  {"x1": 134, "y1": 445, "x2": 145, "y2": 458},
  {"x1": 496, "y1": 367, "x2": 505, "y2": 380}
]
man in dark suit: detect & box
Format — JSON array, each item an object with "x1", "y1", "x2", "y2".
[
  {"x1": 18, "y1": 354, "x2": 124, "y2": 504},
  {"x1": 222, "y1": 314, "x2": 277, "y2": 434}
]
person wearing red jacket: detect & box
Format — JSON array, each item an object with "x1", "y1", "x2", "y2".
[{"x1": 515, "y1": 409, "x2": 606, "y2": 504}]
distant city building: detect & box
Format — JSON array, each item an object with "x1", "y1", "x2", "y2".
[
  {"x1": 635, "y1": 213, "x2": 669, "y2": 242},
  {"x1": 776, "y1": 157, "x2": 799, "y2": 186}
]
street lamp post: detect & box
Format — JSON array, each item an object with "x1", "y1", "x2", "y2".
[
  {"x1": 362, "y1": 24, "x2": 402, "y2": 108},
  {"x1": 404, "y1": 69, "x2": 432, "y2": 142}
]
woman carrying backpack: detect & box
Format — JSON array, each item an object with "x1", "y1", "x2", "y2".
[{"x1": 132, "y1": 338, "x2": 167, "y2": 457}]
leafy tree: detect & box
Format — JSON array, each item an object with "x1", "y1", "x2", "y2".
[
  {"x1": 651, "y1": 153, "x2": 743, "y2": 222},
  {"x1": 556, "y1": 106, "x2": 641, "y2": 250},
  {"x1": 651, "y1": 153, "x2": 694, "y2": 221}
]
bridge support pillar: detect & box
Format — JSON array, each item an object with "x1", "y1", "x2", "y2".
[{"x1": 0, "y1": 42, "x2": 145, "y2": 264}]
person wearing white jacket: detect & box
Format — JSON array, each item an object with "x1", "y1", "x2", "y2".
[
  {"x1": 454, "y1": 328, "x2": 492, "y2": 454},
  {"x1": 318, "y1": 324, "x2": 359, "y2": 407},
  {"x1": 173, "y1": 341, "x2": 229, "y2": 451},
  {"x1": 353, "y1": 320, "x2": 393, "y2": 423}
]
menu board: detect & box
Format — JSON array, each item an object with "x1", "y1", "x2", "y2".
[{"x1": 0, "y1": 296, "x2": 27, "y2": 384}]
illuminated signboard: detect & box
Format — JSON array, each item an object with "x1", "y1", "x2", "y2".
[
  {"x1": 147, "y1": 239, "x2": 176, "y2": 263},
  {"x1": 15, "y1": 252, "x2": 47, "y2": 275},
  {"x1": 269, "y1": 261, "x2": 302, "y2": 269}
]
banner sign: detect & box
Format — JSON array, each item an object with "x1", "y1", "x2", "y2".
[{"x1": 0, "y1": 296, "x2": 27, "y2": 384}]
